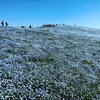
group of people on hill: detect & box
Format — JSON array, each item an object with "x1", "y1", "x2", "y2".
[
  {"x1": 20, "y1": 25, "x2": 34, "y2": 29},
  {"x1": 1, "y1": 20, "x2": 8, "y2": 27}
]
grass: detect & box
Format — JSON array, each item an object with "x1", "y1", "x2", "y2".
[
  {"x1": 6, "y1": 48, "x2": 17, "y2": 54},
  {"x1": 25, "y1": 29, "x2": 35, "y2": 33},
  {"x1": 82, "y1": 59, "x2": 96, "y2": 67},
  {"x1": 23, "y1": 55, "x2": 37, "y2": 62},
  {"x1": 36, "y1": 31, "x2": 42, "y2": 35},
  {"x1": 0, "y1": 54, "x2": 9, "y2": 59},
  {"x1": 48, "y1": 37, "x2": 54, "y2": 40},
  {"x1": 17, "y1": 46, "x2": 28, "y2": 55},
  {"x1": 37, "y1": 53, "x2": 55, "y2": 64}
]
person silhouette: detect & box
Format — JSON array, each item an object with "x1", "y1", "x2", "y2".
[
  {"x1": 1, "y1": 20, "x2": 4, "y2": 26},
  {"x1": 5, "y1": 21, "x2": 8, "y2": 26}
]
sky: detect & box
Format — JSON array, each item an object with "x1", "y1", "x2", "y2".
[{"x1": 0, "y1": 0, "x2": 100, "y2": 29}]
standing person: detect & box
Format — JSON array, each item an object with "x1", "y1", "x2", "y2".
[
  {"x1": 29, "y1": 25, "x2": 31, "y2": 28},
  {"x1": 1, "y1": 20, "x2": 4, "y2": 26},
  {"x1": 5, "y1": 21, "x2": 8, "y2": 26}
]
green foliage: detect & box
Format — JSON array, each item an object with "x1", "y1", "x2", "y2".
[
  {"x1": 23, "y1": 55, "x2": 37, "y2": 62},
  {"x1": 6, "y1": 48, "x2": 17, "y2": 54},
  {"x1": 25, "y1": 29, "x2": 35, "y2": 33},
  {"x1": 36, "y1": 31, "x2": 42, "y2": 35},
  {"x1": 82, "y1": 59, "x2": 95, "y2": 67},
  {"x1": 38, "y1": 54, "x2": 55, "y2": 63},
  {"x1": 0, "y1": 54, "x2": 9, "y2": 59},
  {"x1": 17, "y1": 47, "x2": 28, "y2": 55}
]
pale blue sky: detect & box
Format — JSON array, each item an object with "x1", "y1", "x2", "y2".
[{"x1": 0, "y1": 0, "x2": 100, "y2": 29}]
